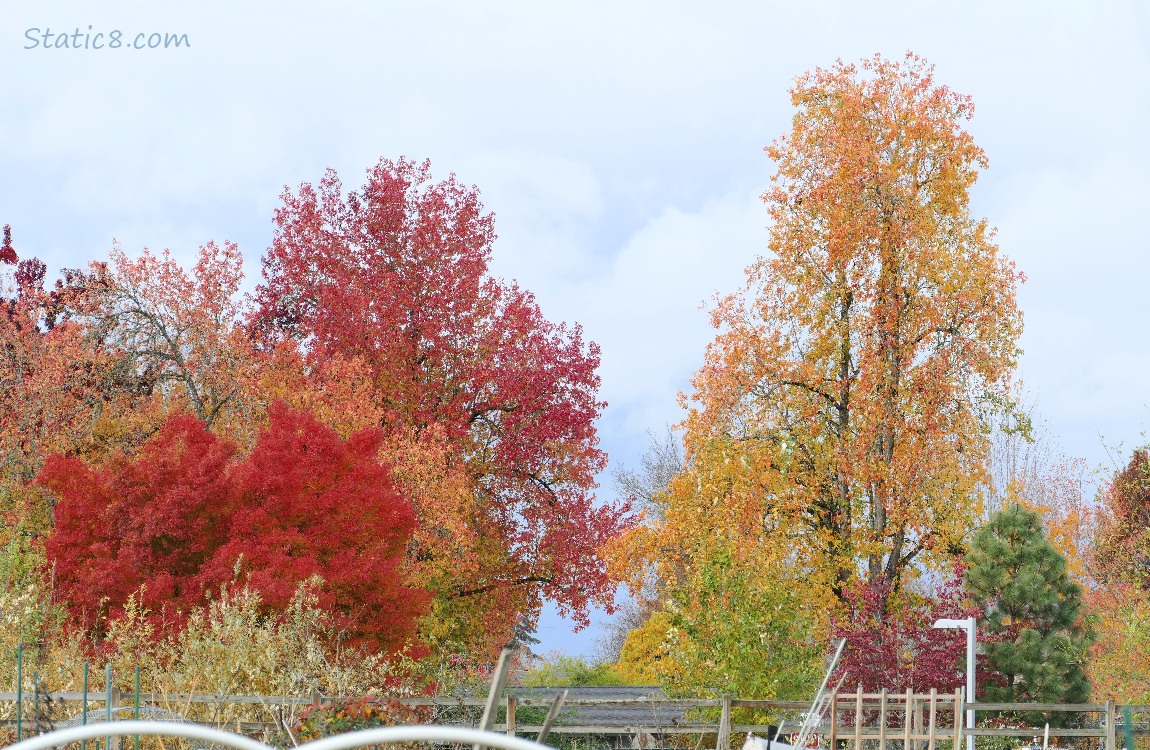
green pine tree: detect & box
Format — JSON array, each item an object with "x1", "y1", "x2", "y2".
[{"x1": 965, "y1": 504, "x2": 1094, "y2": 711}]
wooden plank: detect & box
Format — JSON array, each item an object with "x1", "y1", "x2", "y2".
[
  {"x1": 855, "y1": 684, "x2": 863, "y2": 750},
  {"x1": 478, "y1": 648, "x2": 513, "y2": 732},
  {"x1": 969, "y1": 702, "x2": 1107, "y2": 712},
  {"x1": 474, "y1": 648, "x2": 513, "y2": 750},
  {"x1": 904, "y1": 689, "x2": 913, "y2": 750},
  {"x1": 954, "y1": 688, "x2": 963, "y2": 750},
  {"x1": 717, "y1": 694, "x2": 732, "y2": 750},
  {"x1": 971, "y1": 729, "x2": 1105, "y2": 738},
  {"x1": 730, "y1": 700, "x2": 820, "y2": 710},
  {"x1": 879, "y1": 690, "x2": 887, "y2": 750},
  {"x1": 506, "y1": 695, "x2": 516, "y2": 736},
  {"x1": 927, "y1": 689, "x2": 937, "y2": 750},
  {"x1": 536, "y1": 689, "x2": 568, "y2": 745},
  {"x1": 1106, "y1": 700, "x2": 1116, "y2": 750},
  {"x1": 828, "y1": 690, "x2": 837, "y2": 750},
  {"x1": 0, "y1": 692, "x2": 986, "y2": 710}
]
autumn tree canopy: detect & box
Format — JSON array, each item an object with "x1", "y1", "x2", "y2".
[
  {"x1": 1090, "y1": 449, "x2": 1150, "y2": 585},
  {"x1": 1084, "y1": 449, "x2": 1150, "y2": 701},
  {"x1": 40, "y1": 404, "x2": 426, "y2": 653},
  {"x1": 608, "y1": 54, "x2": 1024, "y2": 697},
  {"x1": 0, "y1": 227, "x2": 121, "y2": 488},
  {"x1": 3, "y1": 157, "x2": 629, "y2": 664},
  {"x1": 830, "y1": 567, "x2": 977, "y2": 693},
  {"x1": 250, "y1": 158, "x2": 628, "y2": 655}
]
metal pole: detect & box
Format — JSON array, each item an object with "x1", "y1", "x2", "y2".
[
  {"x1": 16, "y1": 643, "x2": 23, "y2": 742},
  {"x1": 134, "y1": 666, "x2": 140, "y2": 750},
  {"x1": 966, "y1": 617, "x2": 976, "y2": 750},
  {"x1": 106, "y1": 663, "x2": 113, "y2": 750},
  {"x1": 82, "y1": 661, "x2": 89, "y2": 750}
]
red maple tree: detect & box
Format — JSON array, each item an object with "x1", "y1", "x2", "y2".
[
  {"x1": 250, "y1": 158, "x2": 628, "y2": 646},
  {"x1": 201, "y1": 402, "x2": 427, "y2": 651},
  {"x1": 40, "y1": 403, "x2": 426, "y2": 653},
  {"x1": 40, "y1": 413, "x2": 236, "y2": 625}
]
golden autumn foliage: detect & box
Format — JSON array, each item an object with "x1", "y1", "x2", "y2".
[
  {"x1": 1084, "y1": 450, "x2": 1150, "y2": 700},
  {"x1": 614, "y1": 611, "x2": 675, "y2": 685},
  {"x1": 1086, "y1": 583, "x2": 1150, "y2": 702},
  {"x1": 610, "y1": 53, "x2": 1024, "y2": 693}
]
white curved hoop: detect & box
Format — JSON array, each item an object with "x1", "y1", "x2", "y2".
[
  {"x1": 7, "y1": 721, "x2": 558, "y2": 750},
  {"x1": 300, "y1": 725, "x2": 556, "y2": 750},
  {"x1": 5, "y1": 720, "x2": 271, "y2": 750}
]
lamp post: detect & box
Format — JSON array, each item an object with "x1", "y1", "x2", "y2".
[{"x1": 933, "y1": 617, "x2": 976, "y2": 750}]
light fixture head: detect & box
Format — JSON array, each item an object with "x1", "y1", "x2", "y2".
[{"x1": 933, "y1": 618, "x2": 966, "y2": 629}]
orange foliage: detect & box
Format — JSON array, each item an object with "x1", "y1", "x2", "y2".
[{"x1": 613, "y1": 55, "x2": 1025, "y2": 649}]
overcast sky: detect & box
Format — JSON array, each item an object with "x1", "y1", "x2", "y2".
[{"x1": 2, "y1": 1, "x2": 1148, "y2": 657}]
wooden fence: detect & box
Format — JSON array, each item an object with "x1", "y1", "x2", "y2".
[{"x1": 0, "y1": 687, "x2": 1147, "y2": 750}]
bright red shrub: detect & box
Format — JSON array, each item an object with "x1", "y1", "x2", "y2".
[{"x1": 40, "y1": 403, "x2": 426, "y2": 653}]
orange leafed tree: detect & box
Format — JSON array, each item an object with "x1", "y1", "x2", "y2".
[
  {"x1": 65, "y1": 241, "x2": 253, "y2": 430},
  {"x1": 617, "y1": 55, "x2": 1025, "y2": 644},
  {"x1": 0, "y1": 225, "x2": 140, "y2": 543},
  {"x1": 1085, "y1": 449, "x2": 1150, "y2": 699}
]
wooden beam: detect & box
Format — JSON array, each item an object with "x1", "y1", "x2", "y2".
[
  {"x1": 537, "y1": 689, "x2": 568, "y2": 745},
  {"x1": 475, "y1": 648, "x2": 514, "y2": 750}
]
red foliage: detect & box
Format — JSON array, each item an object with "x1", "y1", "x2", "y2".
[
  {"x1": 1091, "y1": 449, "x2": 1150, "y2": 585},
  {"x1": 0, "y1": 225, "x2": 16, "y2": 265},
  {"x1": 40, "y1": 404, "x2": 426, "y2": 653},
  {"x1": 830, "y1": 565, "x2": 980, "y2": 693},
  {"x1": 250, "y1": 158, "x2": 628, "y2": 630},
  {"x1": 0, "y1": 229, "x2": 122, "y2": 490},
  {"x1": 201, "y1": 402, "x2": 428, "y2": 650},
  {"x1": 41, "y1": 414, "x2": 236, "y2": 624}
]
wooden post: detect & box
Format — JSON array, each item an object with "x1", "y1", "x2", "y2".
[
  {"x1": 829, "y1": 690, "x2": 838, "y2": 750},
  {"x1": 505, "y1": 694, "x2": 516, "y2": 736},
  {"x1": 717, "y1": 694, "x2": 732, "y2": 750},
  {"x1": 537, "y1": 690, "x2": 568, "y2": 745},
  {"x1": 927, "y1": 689, "x2": 937, "y2": 750},
  {"x1": 879, "y1": 690, "x2": 888, "y2": 750},
  {"x1": 854, "y1": 685, "x2": 863, "y2": 750},
  {"x1": 1105, "y1": 700, "x2": 1116, "y2": 750},
  {"x1": 903, "y1": 689, "x2": 913, "y2": 750},
  {"x1": 475, "y1": 648, "x2": 513, "y2": 750},
  {"x1": 953, "y1": 688, "x2": 963, "y2": 750}
]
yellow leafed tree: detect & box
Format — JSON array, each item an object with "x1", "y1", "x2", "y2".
[{"x1": 612, "y1": 54, "x2": 1024, "y2": 692}]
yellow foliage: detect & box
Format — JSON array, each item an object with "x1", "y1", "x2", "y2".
[
  {"x1": 615, "y1": 611, "x2": 677, "y2": 685},
  {"x1": 611, "y1": 54, "x2": 1024, "y2": 698}
]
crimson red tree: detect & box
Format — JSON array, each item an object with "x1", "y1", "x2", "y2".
[
  {"x1": 251, "y1": 158, "x2": 628, "y2": 649},
  {"x1": 202, "y1": 402, "x2": 427, "y2": 651},
  {"x1": 40, "y1": 414, "x2": 237, "y2": 624},
  {"x1": 41, "y1": 403, "x2": 426, "y2": 653},
  {"x1": 830, "y1": 566, "x2": 979, "y2": 692}
]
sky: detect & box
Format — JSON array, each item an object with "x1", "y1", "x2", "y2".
[{"x1": 2, "y1": 1, "x2": 1149, "y2": 657}]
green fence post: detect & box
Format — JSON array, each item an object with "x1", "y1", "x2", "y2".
[
  {"x1": 134, "y1": 666, "x2": 140, "y2": 750},
  {"x1": 106, "y1": 663, "x2": 113, "y2": 750},
  {"x1": 1123, "y1": 707, "x2": 1134, "y2": 750},
  {"x1": 82, "y1": 661, "x2": 89, "y2": 750},
  {"x1": 16, "y1": 642, "x2": 23, "y2": 742}
]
